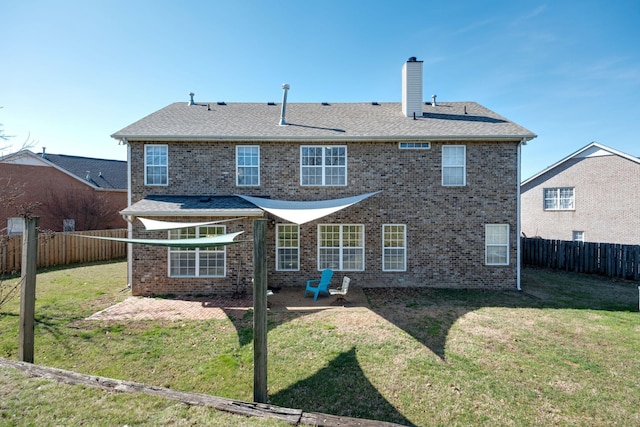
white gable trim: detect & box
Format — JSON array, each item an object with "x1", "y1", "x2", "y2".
[{"x1": 522, "y1": 142, "x2": 640, "y2": 185}]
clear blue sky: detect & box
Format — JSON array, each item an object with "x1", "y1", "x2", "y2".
[{"x1": 1, "y1": 0, "x2": 639, "y2": 180}]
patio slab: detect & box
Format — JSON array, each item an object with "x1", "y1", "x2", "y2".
[{"x1": 86, "y1": 287, "x2": 368, "y2": 321}]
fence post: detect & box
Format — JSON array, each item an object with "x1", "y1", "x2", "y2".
[
  {"x1": 253, "y1": 219, "x2": 268, "y2": 403},
  {"x1": 19, "y1": 216, "x2": 39, "y2": 363}
]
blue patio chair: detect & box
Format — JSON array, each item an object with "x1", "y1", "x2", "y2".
[{"x1": 304, "y1": 269, "x2": 334, "y2": 301}]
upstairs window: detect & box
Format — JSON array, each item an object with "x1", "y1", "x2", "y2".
[
  {"x1": 144, "y1": 145, "x2": 168, "y2": 186},
  {"x1": 301, "y1": 146, "x2": 347, "y2": 186},
  {"x1": 544, "y1": 187, "x2": 574, "y2": 210},
  {"x1": 7, "y1": 217, "x2": 23, "y2": 235},
  {"x1": 572, "y1": 231, "x2": 585, "y2": 242},
  {"x1": 442, "y1": 145, "x2": 466, "y2": 186},
  {"x1": 63, "y1": 219, "x2": 76, "y2": 232},
  {"x1": 236, "y1": 146, "x2": 260, "y2": 186}
]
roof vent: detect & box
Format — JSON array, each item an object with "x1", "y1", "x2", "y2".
[
  {"x1": 408, "y1": 56, "x2": 417, "y2": 62},
  {"x1": 321, "y1": 102, "x2": 330, "y2": 106},
  {"x1": 432, "y1": 94, "x2": 437, "y2": 107},
  {"x1": 188, "y1": 92, "x2": 195, "y2": 106},
  {"x1": 279, "y1": 83, "x2": 290, "y2": 126},
  {"x1": 85, "y1": 171, "x2": 91, "y2": 181},
  {"x1": 267, "y1": 102, "x2": 276, "y2": 106},
  {"x1": 217, "y1": 102, "x2": 226, "y2": 106},
  {"x1": 371, "y1": 102, "x2": 380, "y2": 106}
]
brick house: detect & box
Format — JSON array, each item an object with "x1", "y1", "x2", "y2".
[
  {"x1": 112, "y1": 57, "x2": 536, "y2": 296},
  {"x1": 0, "y1": 149, "x2": 127, "y2": 233},
  {"x1": 521, "y1": 142, "x2": 640, "y2": 245}
]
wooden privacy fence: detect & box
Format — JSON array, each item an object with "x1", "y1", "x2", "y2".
[
  {"x1": 521, "y1": 237, "x2": 640, "y2": 281},
  {"x1": 0, "y1": 229, "x2": 127, "y2": 274}
]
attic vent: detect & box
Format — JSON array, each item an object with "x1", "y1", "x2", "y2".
[
  {"x1": 188, "y1": 92, "x2": 195, "y2": 105},
  {"x1": 371, "y1": 102, "x2": 380, "y2": 106},
  {"x1": 321, "y1": 102, "x2": 330, "y2": 106},
  {"x1": 267, "y1": 102, "x2": 276, "y2": 106},
  {"x1": 217, "y1": 102, "x2": 226, "y2": 106}
]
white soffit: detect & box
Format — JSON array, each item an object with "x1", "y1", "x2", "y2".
[{"x1": 236, "y1": 192, "x2": 381, "y2": 225}]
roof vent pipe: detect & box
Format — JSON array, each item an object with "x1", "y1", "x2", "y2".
[
  {"x1": 188, "y1": 92, "x2": 195, "y2": 106},
  {"x1": 279, "y1": 83, "x2": 290, "y2": 126},
  {"x1": 432, "y1": 94, "x2": 437, "y2": 107}
]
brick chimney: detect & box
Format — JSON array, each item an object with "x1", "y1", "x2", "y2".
[{"x1": 402, "y1": 57, "x2": 423, "y2": 118}]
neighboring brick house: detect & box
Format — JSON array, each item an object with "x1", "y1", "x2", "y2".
[
  {"x1": 112, "y1": 57, "x2": 536, "y2": 296},
  {"x1": 521, "y1": 142, "x2": 640, "y2": 245},
  {"x1": 0, "y1": 149, "x2": 127, "y2": 233}
]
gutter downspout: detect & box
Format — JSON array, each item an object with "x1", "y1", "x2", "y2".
[
  {"x1": 516, "y1": 138, "x2": 524, "y2": 291},
  {"x1": 125, "y1": 139, "x2": 133, "y2": 289}
]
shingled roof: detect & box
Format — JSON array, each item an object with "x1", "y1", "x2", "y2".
[
  {"x1": 112, "y1": 101, "x2": 536, "y2": 142},
  {"x1": 42, "y1": 153, "x2": 127, "y2": 190}
]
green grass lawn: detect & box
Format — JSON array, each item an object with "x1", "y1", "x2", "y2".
[{"x1": 1, "y1": 262, "x2": 638, "y2": 426}]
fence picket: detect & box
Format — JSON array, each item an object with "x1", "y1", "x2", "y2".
[
  {"x1": 521, "y1": 237, "x2": 640, "y2": 281},
  {"x1": 1, "y1": 229, "x2": 127, "y2": 274}
]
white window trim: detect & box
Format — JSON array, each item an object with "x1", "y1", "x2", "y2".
[
  {"x1": 236, "y1": 145, "x2": 260, "y2": 186},
  {"x1": 382, "y1": 224, "x2": 407, "y2": 272},
  {"x1": 276, "y1": 224, "x2": 300, "y2": 271},
  {"x1": 300, "y1": 145, "x2": 348, "y2": 187},
  {"x1": 442, "y1": 145, "x2": 466, "y2": 187},
  {"x1": 399, "y1": 142, "x2": 430, "y2": 150},
  {"x1": 317, "y1": 224, "x2": 365, "y2": 271},
  {"x1": 572, "y1": 230, "x2": 585, "y2": 242},
  {"x1": 543, "y1": 187, "x2": 575, "y2": 211},
  {"x1": 7, "y1": 217, "x2": 23, "y2": 235},
  {"x1": 144, "y1": 144, "x2": 169, "y2": 186},
  {"x1": 167, "y1": 225, "x2": 227, "y2": 278},
  {"x1": 485, "y1": 224, "x2": 509, "y2": 266}
]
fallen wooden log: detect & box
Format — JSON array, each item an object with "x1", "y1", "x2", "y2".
[{"x1": 0, "y1": 358, "x2": 408, "y2": 426}]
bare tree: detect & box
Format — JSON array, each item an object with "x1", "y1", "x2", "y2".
[{"x1": 42, "y1": 189, "x2": 120, "y2": 231}]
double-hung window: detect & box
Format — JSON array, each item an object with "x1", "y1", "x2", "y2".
[
  {"x1": 144, "y1": 144, "x2": 168, "y2": 186},
  {"x1": 442, "y1": 145, "x2": 466, "y2": 186},
  {"x1": 276, "y1": 224, "x2": 299, "y2": 271},
  {"x1": 485, "y1": 224, "x2": 509, "y2": 266},
  {"x1": 318, "y1": 224, "x2": 364, "y2": 271},
  {"x1": 543, "y1": 187, "x2": 574, "y2": 210},
  {"x1": 168, "y1": 225, "x2": 226, "y2": 277},
  {"x1": 382, "y1": 224, "x2": 406, "y2": 271},
  {"x1": 301, "y1": 146, "x2": 346, "y2": 186},
  {"x1": 236, "y1": 146, "x2": 260, "y2": 186}
]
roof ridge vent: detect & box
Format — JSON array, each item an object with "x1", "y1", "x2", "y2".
[{"x1": 188, "y1": 92, "x2": 195, "y2": 106}]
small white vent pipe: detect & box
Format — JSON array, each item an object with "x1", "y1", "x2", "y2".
[{"x1": 279, "y1": 84, "x2": 290, "y2": 126}]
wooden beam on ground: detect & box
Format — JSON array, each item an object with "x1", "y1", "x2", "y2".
[
  {"x1": 0, "y1": 359, "x2": 407, "y2": 426},
  {"x1": 253, "y1": 219, "x2": 268, "y2": 403},
  {"x1": 19, "y1": 216, "x2": 39, "y2": 363}
]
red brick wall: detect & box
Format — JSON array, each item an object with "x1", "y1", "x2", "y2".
[{"x1": 0, "y1": 163, "x2": 127, "y2": 232}]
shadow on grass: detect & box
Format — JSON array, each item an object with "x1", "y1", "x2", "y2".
[{"x1": 270, "y1": 347, "x2": 413, "y2": 426}]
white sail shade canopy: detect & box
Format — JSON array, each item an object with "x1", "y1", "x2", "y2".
[
  {"x1": 235, "y1": 192, "x2": 380, "y2": 225},
  {"x1": 72, "y1": 231, "x2": 245, "y2": 248},
  {"x1": 138, "y1": 217, "x2": 242, "y2": 231}
]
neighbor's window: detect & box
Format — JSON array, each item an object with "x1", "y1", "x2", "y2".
[
  {"x1": 276, "y1": 224, "x2": 299, "y2": 271},
  {"x1": 7, "y1": 217, "x2": 22, "y2": 235},
  {"x1": 168, "y1": 225, "x2": 226, "y2": 277},
  {"x1": 236, "y1": 146, "x2": 260, "y2": 186},
  {"x1": 144, "y1": 144, "x2": 168, "y2": 186},
  {"x1": 63, "y1": 219, "x2": 76, "y2": 232},
  {"x1": 383, "y1": 224, "x2": 406, "y2": 271},
  {"x1": 442, "y1": 145, "x2": 466, "y2": 186},
  {"x1": 485, "y1": 224, "x2": 509, "y2": 266},
  {"x1": 318, "y1": 224, "x2": 364, "y2": 271},
  {"x1": 572, "y1": 230, "x2": 585, "y2": 242},
  {"x1": 301, "y1": 146, "x2": 347, "y2": 186},
  {"x1": 544, "y1": 187, "x2": 574, "y2": 210}
]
